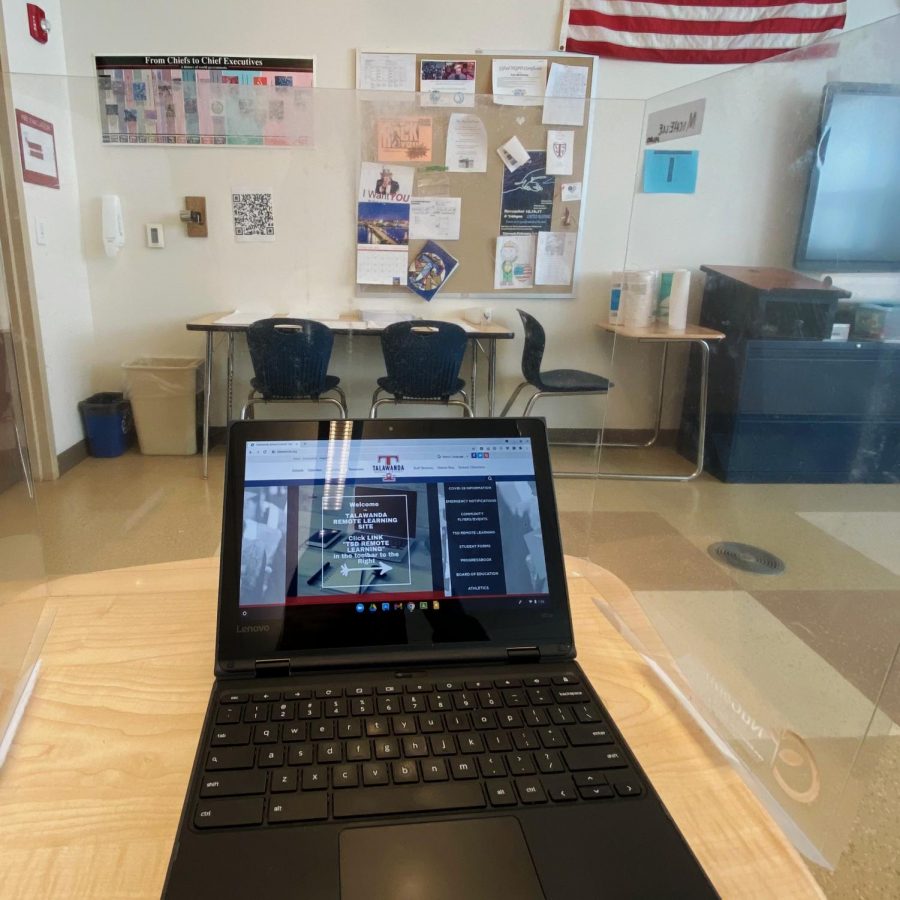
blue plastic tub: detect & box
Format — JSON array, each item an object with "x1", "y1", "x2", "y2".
[{"x1": 78, "y1": 392, "x2": 133, "y2": 457}]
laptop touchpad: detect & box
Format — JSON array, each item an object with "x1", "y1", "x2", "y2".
[{"x1": 340, "y1": 817, "x2": 545, "y2": 900}]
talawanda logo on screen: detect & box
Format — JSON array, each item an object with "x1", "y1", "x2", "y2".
[{"x1": 372, "y1": 454, "x2": 404, "y2": 482}]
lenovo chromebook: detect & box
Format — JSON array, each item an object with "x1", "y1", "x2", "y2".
[{"x1": 163, "y1": 418, "x2": 717, "y2": 899}]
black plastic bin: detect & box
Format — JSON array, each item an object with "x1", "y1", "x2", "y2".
[{"x1": 78, "y1": 392, "x2": 134, "y2": 458}]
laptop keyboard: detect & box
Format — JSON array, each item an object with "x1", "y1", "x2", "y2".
[{"x1": 195, "y1": 671, "x2": 644, "y2": 829}]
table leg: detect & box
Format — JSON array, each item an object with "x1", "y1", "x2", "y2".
[
  {"x1": 226, "y1": 333, "x2": 235, "y2": 424},
  {"x1": 202, "y1": 331, "x2": 213, "y2": 479},
  {"x1": 470, "y1": 340, "x2": 478, "y2": 416},
  {"x1": 558, "y1": 338, "x2": 711, "y2": 481},
  {"x1": 488, "y1": 340, "x2": 497, "y2": 417}
]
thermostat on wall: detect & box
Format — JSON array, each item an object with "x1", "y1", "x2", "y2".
[{"x1": 145, "y1": 223, "x2": 165, "y2": 248}]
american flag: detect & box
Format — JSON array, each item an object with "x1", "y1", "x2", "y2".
[{"x1": 562, "y1": 1, "x2": 847, "y2": 64}]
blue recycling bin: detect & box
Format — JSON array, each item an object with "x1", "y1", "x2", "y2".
[{"x1": 78, "y1": 392, "x2": 134, "y2": 457}]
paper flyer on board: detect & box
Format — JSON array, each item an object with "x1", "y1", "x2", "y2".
[
  {"x1": 500, "y1": 151, "x2": 555, "y2": 234},
  {"x1": 357, "y1": 52, "x2": 416, "y2": 92},
  {"x1": 376, "y1": 117, "x2": 432, "y2": 162},
  {"x1": 491, "y1": 59, "x2": 547, "y2": 106},
  {"x1": 561, "y1": 182, "x2": 582, "y2": 202},
  {"x1": 542, "y1": 63, "x2": 588, "y2": 127},
  {"x1": 445, "y1": 113, "x2": 487, "y2": 172},
  {"x1": 420, "y1": 59, "x2": 476, "y2": 108},
  {"x1": 357, "y1": 197, "x2": 409, "y2": 285},
  {"x1": 409, "y1": 197, "x2": 462, "y2": 241},
  {"x1": 494, "y1": 234, "x2": 535, "y2": 289},
  {"x1": 407, "y1": 240, "x2": 459, "y2": 300},
  {"x1": 545, "y1": 130, "x2": 574, "y2": 176},
  {"x1": 535, "y1": 231, "x2": 576, "y2": 285},
  {"x1": 359, "y1": 161, "x2": 414, "y2": 203}
]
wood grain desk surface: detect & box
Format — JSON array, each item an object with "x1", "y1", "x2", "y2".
[
  {"x1": 186, "y1": 312, "x2": 515, "y2": 339},
  {"x1": 597, "y1": 321, "x2": 726, "y2": 342},
  {"x1": 0, "y1": 557, "x2": 822, "y2": 899}
]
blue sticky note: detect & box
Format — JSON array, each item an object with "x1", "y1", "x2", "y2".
[{"x1": 643, "y1": 149, "x2": 698, "y2": 194}]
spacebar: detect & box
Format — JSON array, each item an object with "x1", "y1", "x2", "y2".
[{"x1": 333, "y1": 783, "x2": 486, "y2": 819}]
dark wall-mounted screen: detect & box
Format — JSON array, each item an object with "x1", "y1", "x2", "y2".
[{"x1": 794, "y1": 82, "x2": 900, "y2": 273}]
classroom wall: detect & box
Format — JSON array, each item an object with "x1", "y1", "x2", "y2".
[
  {"x1": 5, "y1": 0, "x2": 899, "y2": 446},
  {"x1": 1, "y1": 0, "x2": 94, "y2": 456}
]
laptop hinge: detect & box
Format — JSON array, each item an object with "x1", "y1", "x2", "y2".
[
  {"x1": 507, "y1": 646, "x2": 540, "y2": 662},
  {"x1": 255, "y1": 658, "x2": 291, "y2": 677}
]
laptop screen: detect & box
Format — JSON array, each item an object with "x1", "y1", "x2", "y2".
[{"x1": 219, "y1": 420, "x2": 573, "y2": 665}]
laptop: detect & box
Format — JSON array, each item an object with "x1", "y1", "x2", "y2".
[{"x1": 163, "y1": 418, "x2": 717, "y2": 899}]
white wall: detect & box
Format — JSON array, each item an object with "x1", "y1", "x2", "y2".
[
  {"x1": 5, "y1": 0, "x2": 899, "y2": 441},
  {"x1": 2, "y1": 0, "x2": 95, "y2": 456}
]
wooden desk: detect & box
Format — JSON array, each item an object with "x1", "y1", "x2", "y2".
[
  {"x1": 186, "y1": 314, "x2": 515, "y2": 478},
  {"x1": 0, "y1": 556, "x2": 822, "y2": 898},
  {"x1": 592, "y1": 321, "x2": 726, "y2": 482}
]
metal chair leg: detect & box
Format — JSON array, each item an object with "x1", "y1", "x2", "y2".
[
  {"x1": 320, "y1": 397, "x2": 346, "y2": 419},
  {"x1": 241, "y1": 391, "x2": 258, "y2": 421},
  {"x1": 522, "y1": 390, "x2": 547, "y2": 417},
  {"x1": 331, "y1": 386, "x2": 348, "y2": 418},
  {"x1": 370, "y1": 397, "x2": 395, "y2": 418},
  {"x1": 500, "y1": 382, "x2": 529, "y2": 417},
  {"x1": 447, "y1": 399, "x2": 474, "y2": 417}
]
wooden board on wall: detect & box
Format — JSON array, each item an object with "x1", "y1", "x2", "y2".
[{"x1": 356, "y1": 51, "x2": 595, "y2": 299}]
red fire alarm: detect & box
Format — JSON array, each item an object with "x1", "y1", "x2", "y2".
[{"x1": 27, "y1": 4, "x2": 50, "y2": 44}]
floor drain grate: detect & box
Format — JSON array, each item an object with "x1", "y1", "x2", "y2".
[{"x1": 708, "y1": 541, "x2": 785, "y2": 575}]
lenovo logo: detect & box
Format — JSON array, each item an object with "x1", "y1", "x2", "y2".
[{"x1": 237, "y1": 624, "x2": 270, "y2": 633}]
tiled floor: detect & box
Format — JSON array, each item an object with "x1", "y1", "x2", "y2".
[{"x1": 1, "y1": 441, "x2": 898, "y2": 896}]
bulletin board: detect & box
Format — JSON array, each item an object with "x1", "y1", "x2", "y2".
[{"x1": 355, "y1": 50, "x2": 596, "y2": 299}]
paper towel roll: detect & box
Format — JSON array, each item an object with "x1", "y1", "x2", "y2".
[
  {"x1": 668, "y1": 269, "x2": 691, "y2": 331},
  {"x1": 622, "y1": 271, "x2": 656, "y2": 328}
]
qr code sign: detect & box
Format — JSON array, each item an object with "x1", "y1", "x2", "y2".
[{"x1": 232, "y1": 191, "x2": 275, "y2": 242}]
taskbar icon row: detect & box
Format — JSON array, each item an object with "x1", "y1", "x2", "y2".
[{"x1": 355, "y1": 600, "x2": 440, "y2": 613}]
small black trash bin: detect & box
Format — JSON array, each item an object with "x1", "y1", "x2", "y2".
[{"x1": 78, "y1": 392, "x2": 134, "y2": 458}]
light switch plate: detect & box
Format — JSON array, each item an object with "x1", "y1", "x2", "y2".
[
  {"x1": 145, "y1": 223, "x2": 165, "y2": 248},
  {"x1": 34, "y1": 219, "x2": 47, "y2": 245}
]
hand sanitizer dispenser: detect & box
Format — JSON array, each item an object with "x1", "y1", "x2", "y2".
[{"x1": 102, "y1": 195, "x2": 124, "y2": 257}]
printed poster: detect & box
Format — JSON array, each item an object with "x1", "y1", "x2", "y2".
[
  {"x1": 95, "y1": 55, "x2": 315, "y2": 146},
  {"x1": 500, "y1": 151, "x2": 555, "y2": 234},
  {"x1": 359, "y1": 161, "x2": 414, "y2": 203},
  {"x1": 420, "y1": 59, "x2": 476, "y2": 107},
  {"x1": 494, "y1": 235, "x2": 536, "y2": 290},
  {"x1": 407, "y1": 241, "x2": 459, "y2": 301},
  {"x1": 376, "y1": 117, "x2": 432, "y2": 163}
]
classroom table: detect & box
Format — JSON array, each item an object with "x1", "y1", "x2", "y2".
[
  {"x1": 186, "y1": 314, "x2": 515, "y2": 478},
  {"x1": 585, "y1": 321, "x2": 726, "y2": 482},
  {"x1": 0, "y1": 555, "x2": 824, "y2": 898}
]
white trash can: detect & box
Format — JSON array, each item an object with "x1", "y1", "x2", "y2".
[{"x1": 122, "y1": 357, "x2": 204, "y2": 455}]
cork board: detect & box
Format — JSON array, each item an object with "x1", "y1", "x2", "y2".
[{"x1": 356, "y1": 51, "x2": 595, "y2": 299}]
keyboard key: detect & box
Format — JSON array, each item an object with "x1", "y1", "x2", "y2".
[
  {"x1": 200, "y1": 770, "x2": 267, "y2": 798},
  {"x1": 478, "y1": 754, "x2": 506, "y2": 778},
  {"x1": 538, "y1": 726, "x2": 565, "y2": 748},
  {"x1": 574, "y1": 772, "x2": 607, "y2": 787},
  {"x1": 403, "y1": 694, "x2": 426, "y2": 713},
  {"x1": 536, "y1": 751, "x2": 564, "y2": 774},
  {"x1": 611, "y1": 775, "x2": 643, "y2": 798},
  {"x1": 346, "y1": 739, "x2": 372, "y2": 761},
  {"x1": 333, "y1": 783, "x2": 485, "y2": 818},
  {"x1": 516, "y1": 777, "x2": 547, "y2": 804},
  {"x1": 579, "y1": 784, "x2": 615, "y2": 800},
  {"x1": 430, "y1": 693, "x2": 451, "y2": 712},
  {"x1": 523, "y1": 708, "x2": 549, "y2": 728},
  {"x1": 244, "y1": 703, "x2": 268, "y2": 723},
  {"x1": 254, "y1": 725, "x2": 278, "y2": 744},
  {"x1": 465, "y1": 679, "x2": 491, "y2": 690},
  {"x1": 283, "y1": 724, "x2": 307, "y2": 743},
  {"x1": 365, "y1": 717, "x2": 389, "y2": 737},
  {"x1": 392, "y1": 716, "x2": 417, "y2": 735},
  {"x1": 206, "y1": 747, "x2": 254, "y2": 770},
  {"x1": 216, "y1": 705, "x2": 241, "y2": 725},
  {"x1": 553, "y1": 687, "x2": 589, "y2": 704},
  {"x1": 377, "y1": 696, "x2": 400, "y2": 715},
  {"x1": 317, "y1": 741, "x2": 341, "y2": 764},
  {"x1": 219, "y1": 692, "x2": 249, "y2": 704},
  {"x1": 253, "y1": 691, "x2": 280, "y2": 702},
  {"x1": 542, "y1": 775, "x2": 577, "y2": 802},
  {"x1": 523, "y1": 677, "x2": 549, "y2": 687},
  {"x1": 507, "y1": 753, "x2": 535, "y2": 776},
  {"x1": 392, "y1": 760, "x2": 419, "y2": 784},
  {"x1": 288, "y1": 744, "x2": 313, "y2": 766},
  {"x1": 211, "y1": 725, "x2": 251, "y2": 746},
  {"x1": 283, "y1": 689, "x2": 311, "y2": 701},
  {"x1": 575, "y1": 704, "x2": 603, "y2": 724},
  {"x1": 352, "y1": 698, "x2": 373, "y2": 716},
  {"x1": 486, "y1": 732, "x2": 512, "y2": 753},
  {"x1": 298, "y1": 701, "x2": 321, "y2": 719},
  {"x1": 333, "y1": 764, "x2": 359, "y2": 788},
  {"x1": 552, "y1": 674, "x2": 579, "y2": 685},
  {"x1": 195, "y1": 797, "x2": 264, "y2": 828},
  {"x1": 473, "y1": 711, "x2": 498, "y2": 730},
  {"x1": 436, "y1": 680, "x2": 462, "y2": 691},
  {"x1": 405, "y1": 681, "x2": 432, "y2": 694},
  {"x1": 445, "y1": 713, "x2": 470, "y2": 732},
  {"x1": 402, "y1": 736, "x2": 428, "y2": 758},
  {"x1": 430, "y1": 735, "x2": 455, "y2": 756},
  {"x1": 362, "y1": 762, "x2": 389, "y2": 786},
  {"x1": 376, "y1": 684, "x2": 400, "y2": 695},
  {"x1": 421, "y1": 759, "x2": 449, "y2": 782},
  {"x1": 374, "y1": 738, "x2": 399, "y2": 760},
  {"x1": 494, "y1": 678, "x2": 522, "y2": 689},
  {"x1": 549, "y1": 706, "x2": 576, "y2": 726},
  {"x1": 302, "y1": 766, "x2": 327, "y2": 790},
  {"x1": 271, "y1": 769, "x2": 298, "y2": 793},
  {"x1": 347, "y1": 686, "x2": 372, "y2": 697},
  {"x1": 311, "y1": 721, "x2": 334, "y2": 741},
  {"x1": 503, "y1": 690, "x2": 527, "y2": 707},
  {"x1": 454, "y1": 692, "x2": 476, "y2": 710},
  {"x1": 513, "y1": 729, "x2": 539, "y2": 751},
  {"x1": 269, "y1": 793, "x2": 327, "y2": 823},
  {"x1": 498, "y1": 711, "x2": 523, "y2": 729},
  {"x1": 566, "y1": 724, "x2": 613, "y2": 746},
  {"x1": 528, "y1": 688, "x2": 552, "y2": 706},
  {"x1": 316, "y1": 687, "x2": 342, "y2": 699},
  {"x1": 338, "y1": 719, "x2": 362, "y2": 739},
  {"x1": 450, "y1": 757, "x2": 478, "y2": 780},
  {"x1": 271, "y1": 703, "x2": 294, "y2": 722},
  {"x1": 419, "y1": 714, "x2": 443, "y2": 734},
  {"x1": 259, "y1": 747, "x2": 284, "y2": 768},
  {"x1": 459, "y1": 734, "x2": 485, "y2": 754},
  {"x1": 325, "y1": 699, "x2": 348, "y2": 718},
  {"x1": 487, "y1": 780, "x2": 517, "y2": 807},
  {"x1": 563, "y1": 747, "x2": 628, "y2": 771}
]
